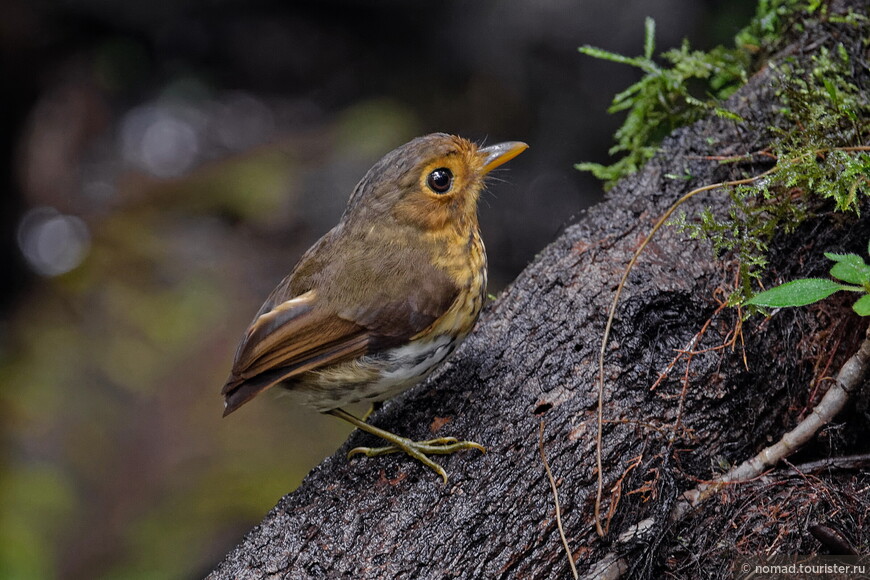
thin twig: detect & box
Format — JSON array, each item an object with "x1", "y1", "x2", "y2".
[
  {"x1": 584, "y1": 324, "x2": 870, "y2": 579},
  {"x1": 682, "y1": 323, "x2": 870, "y2": 509},
  {"x1": 593, "y1": 144, "x2": 870, "y2": 536},
  {"x1": 538, "y1": 420, "x2": 578, "y2": 579},
  {"x1": 650, "y1": 300, "x2": 731, "y2": 391},
  {"x1": 593, "y1": 167, "x2": 778, "y2": 536},
  {"x1": 792, "y1": 453, "x2": 870, "y2": 473}
]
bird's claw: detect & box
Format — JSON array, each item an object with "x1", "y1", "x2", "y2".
[{"x1": 348, "y1": 437, "x2": 486, "y2": 483}]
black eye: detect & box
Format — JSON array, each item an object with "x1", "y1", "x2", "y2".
[{"x1": 426, "y1": 168, "x2": 453, "y2": 194}]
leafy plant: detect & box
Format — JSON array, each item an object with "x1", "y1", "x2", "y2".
[
  {"x1": 735, "y1": 0, "x2": 825, "y2": 54},
  {"x1": 690, "y1": 45, "x2": 869, "y2": 303},
  {"x1": 576, "y1": 18, "x2": 747, "y2": 188},
  {"x1": 579, "y1": 0, "x2": 869, "y2": 305},
  {"x1": 576, "y1": 1, "x2": 838, "y2": 189},
  {"x1": 745, "y1": 241, "x2": 870, "y2": 316}
]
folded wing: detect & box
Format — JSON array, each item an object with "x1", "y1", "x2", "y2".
[{"x1": 222, "y1": 274, "x2": 458, "y2": 415}]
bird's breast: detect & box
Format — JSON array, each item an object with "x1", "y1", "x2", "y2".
[
  {"x1": 286, "y1": 229, "x2": 488, "y2": 412},
  {"x1": 415, "y1": 228, "x2": 487, "y2": 341}
]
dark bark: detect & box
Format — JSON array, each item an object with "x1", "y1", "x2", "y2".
[{"x1": 209, "y1": 5, "x2": 870, "y2": 578}]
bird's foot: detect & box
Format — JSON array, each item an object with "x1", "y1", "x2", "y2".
[
  {"x1": 348, "y1": 437, "x2": 486, "y2": 483},
  {"x1": 327, "y1": 408, "x2": 484, "y2": 483}
]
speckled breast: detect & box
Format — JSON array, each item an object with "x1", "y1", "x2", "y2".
[{"x1": 291, "y1": 230, "x2": 487, "y2": 412}]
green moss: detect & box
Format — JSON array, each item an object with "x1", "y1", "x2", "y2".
[
  {"x1": 574, "y1": 1, "x2": 864, "y2": 188},
  {"x1": 577, "y1": 18, "x2": 748, "y2": 187},
  {"x1": 579, "y1": 0, "x2": 869, "y2": 304},
  {"x1": 735, "y1": 0, "x2": 824, "y2": 54},
  {"x1": 767, "y1": 46, "x2": 870, "y2": 213},
  {"x1": 678, "y1": 43, "x2": 869, "y2": 303}
]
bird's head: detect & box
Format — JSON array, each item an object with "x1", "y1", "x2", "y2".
[{"x1": 344, "y1": 133, "x2": 528, "y2": 235}]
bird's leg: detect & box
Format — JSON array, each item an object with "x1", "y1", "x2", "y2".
[
  {"x1": 327, "y1": 408, "x2": 485, "y2": 483},
  {"x1": 360, "y1": 401, "x2": 383, "y2": 421}
]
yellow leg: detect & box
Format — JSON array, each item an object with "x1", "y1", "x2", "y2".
[
  {"x1": 327, "y1": 408, "x2": 485, "y2": 483},
  {"x1": 360, "y1": 401, "x2": 383, "y2": 421}
]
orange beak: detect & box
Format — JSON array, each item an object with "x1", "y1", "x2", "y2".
[{"x1": 479, "y1": 141, "x2": 529, "y2": 174}]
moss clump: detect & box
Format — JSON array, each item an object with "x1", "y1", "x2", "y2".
[
  {"x1": 580, "y1": 0, "x2": 870, "y2": 303},
  {"x1": 576, "y1": 18, "x2": 748, "y2": 187},
  {"x1": 677, "y1": 43, "x2": 869, "y2": 303}
]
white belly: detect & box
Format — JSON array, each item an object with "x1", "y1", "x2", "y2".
[{"x1": 286, "y1": 334, "x2": 458, "y2": 412}]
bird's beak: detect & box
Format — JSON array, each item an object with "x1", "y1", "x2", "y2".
[{"x1": 479, "y1": 141, "x2": 529, "y2": 174}]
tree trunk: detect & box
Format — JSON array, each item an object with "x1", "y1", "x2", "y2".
[{"x1": 209, "y1": 4, "x2": 870, "y2": 578}]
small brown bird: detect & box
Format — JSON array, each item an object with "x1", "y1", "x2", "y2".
[{"x1": 222, "y1": 133, "x2": 527, "y2": 481}]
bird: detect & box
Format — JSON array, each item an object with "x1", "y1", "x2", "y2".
[{"x1": 221, "y1": 133, "x2": 528, "y2": 482}]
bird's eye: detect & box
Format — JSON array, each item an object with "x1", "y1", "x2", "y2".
[{"x1": 426, "y1": 168, "x2": 453, "y2": 194}]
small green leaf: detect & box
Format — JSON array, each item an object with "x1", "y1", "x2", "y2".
[
  {"x1": 829, "y1": 260, "x2": 870, "y2": 285},
  {"x1": 822, "y1": 77, "x2": 840, "y2": 107},
  {"x1": 644, "y1": 17, "x2": 656, "y2": 60},
  {"x1": 823, "y1": 252, "x2": 870, "y2": 285},
  {"x1": 578, "y1": 46, "x2": 654, "y2": 71},
  {"x1": 745, "y1": 278, "x2": 846, "y2": 308},
  {"x1": 712, "y1": 108, "x2": 744, "y2": 122},
  {"x1": 824, "y1": 252, "x2": 864, "y2": 264},
  {"x1": 853, "y1": 294, "x2": 870, "y2": 316}
]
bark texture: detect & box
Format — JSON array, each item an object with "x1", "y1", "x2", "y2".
[{"x1": 210, "y1": 5, "x2": 870, "y2": 578}]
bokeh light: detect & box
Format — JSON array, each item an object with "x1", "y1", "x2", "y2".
[
  {"x1": 121, "y1": 104, "x2": 203, "y2": 178},
  {"x1": 16, "y1": 207, "x2": 91, "y2": 277}
]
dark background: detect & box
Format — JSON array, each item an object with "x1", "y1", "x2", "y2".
[{"x1": 0, "y1": 0, "x2": 754, "y2": 577}]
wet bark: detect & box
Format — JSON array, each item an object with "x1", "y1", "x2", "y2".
[{"x1": 209, "y1": 4, "x2": 870, "y2": 578}]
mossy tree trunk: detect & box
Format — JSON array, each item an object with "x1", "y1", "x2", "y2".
[{"x1": 209, "y1": 4, "x2": 870, "y2": 578}]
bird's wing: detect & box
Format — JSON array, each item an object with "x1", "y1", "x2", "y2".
[{"x1": 221, "y1": 275, "x2": 459, "y2": 416}]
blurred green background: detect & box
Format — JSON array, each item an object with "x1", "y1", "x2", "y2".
[{"x1": 0, "y1": 0, "x2": 754, "y2": 578}]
